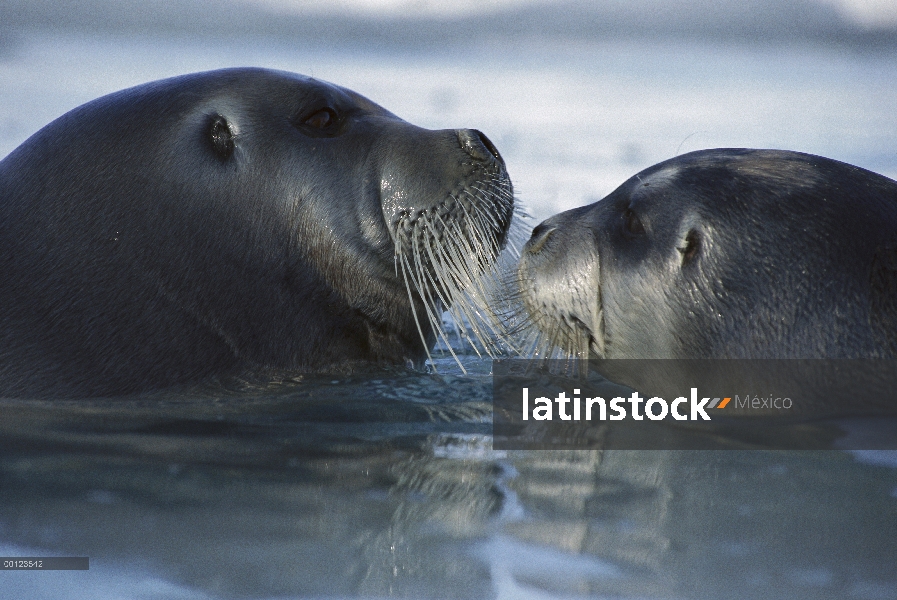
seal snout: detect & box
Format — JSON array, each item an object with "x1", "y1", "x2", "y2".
[
  {"x1": 515, "y1": 209, "x2": 604, "y2": 361},
  {"x1": 457, "y1": 129, "x2": 504, "y2": 166}
]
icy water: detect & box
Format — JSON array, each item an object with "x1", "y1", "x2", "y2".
[
  {"x1": 1, "y1": 28, "x2": 897, "y2": 600},
  {"x1": 2, "y1": 354, "x2": 897, "y2": 599}
]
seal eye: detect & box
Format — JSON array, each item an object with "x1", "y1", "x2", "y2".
[
  {"x1": 295, "y1": 107, "x2": 342, "y2": 138},
  {"x1": 623, "y1": 209, "x2": 645, "y2": 235},
  {"x1": 680, "y1": 230, "x2": 701, "y2": 265},
  {"x1": 207, "y1": 115, "x2": 234, "y2": 161},
  {"x1": 304, "y1": 108, "x2": 336, "y2": 129}
]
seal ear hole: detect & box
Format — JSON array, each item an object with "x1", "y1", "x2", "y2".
[
  {"x1": 680, "y1": 230, "x2": 701, "y2": 265},
  {"x1": 207, "y1": 115, "x2": 234, "y2": 161},
  {"x1": 623, "y1": 209, "x2": 645, "y2": 235}
]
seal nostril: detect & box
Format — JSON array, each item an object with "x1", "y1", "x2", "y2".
[
  {"x1": 475, "y1": 130, "x2": 502, "y2": 163},
  {"x1": 527, "y1": 223, "x2": 556, "y2": 254},
  {"x1": 458, "y1": 129, "x2": 504, "y2": 165}
]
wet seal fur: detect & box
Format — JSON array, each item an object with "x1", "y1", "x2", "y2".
[
  {"x1": 0, "y1": 68, "x2": 516, "y2": 397},
  {"x1": 516, "y1": 149, "x2": 897, "y2": 359}
]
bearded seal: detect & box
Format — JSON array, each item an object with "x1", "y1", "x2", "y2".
[
  {"x1": 516, "y1": 148, "x2": 897, "y2": 360},
  {"x1": 0, "y1": 68, "x2": 516, "y2": 398}
]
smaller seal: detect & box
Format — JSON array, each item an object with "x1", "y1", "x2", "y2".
[{"x1": 516, "y1": 149, "x2": 897, "y2": 359}]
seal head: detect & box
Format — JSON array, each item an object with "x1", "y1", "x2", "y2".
[
  {"x1": 517, "y1": 149, "x2": 897, "y2": 359},
  {"x1": 0, "y1": 68, "x2": 515, "y2": 397}
]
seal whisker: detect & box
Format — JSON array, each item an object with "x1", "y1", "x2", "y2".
[
  {"x1": 440, "y1": 264, "x2": 501, "y2": 353},
  {"x1": 437, "y1": 252, "x2": 491, "y2": 355},
  {"x1": 409, "y1": 227, "x2": 460, "y2": 366},
  {"x1": 398, "y1": 247, "x2": 435, "y2": 368},
  {"x1": 415, "y1": 224, "x2": 470, "y2": 368},
  {"x1": 453, "y1": 192, "x2": 498, "y2": 269},
  {"x1": 468, "y1": 187, "x2": 504, "y2": 234},
  {"x1": 442, "y1": 217, "x2": 508, "y2": 349},
  {"x1": 469, "y1": 189, "x2": 507, "y2": 248},
  {"x1": 434, "y1": 213, "x2": 493, "y2": 300},
  {"x1": 410, "y1": 210, "x2": 495, "y2": 366},
  {"x1": 387, "y1": 166, "x2": 521, "y2": 368},
  {"x1": 423, "y1": 221, "x2": 494, "y2": 356}
]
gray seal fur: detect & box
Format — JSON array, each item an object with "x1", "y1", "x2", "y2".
[{"x1": 0, "y1": 68, "x2": 514, "y2": 397}]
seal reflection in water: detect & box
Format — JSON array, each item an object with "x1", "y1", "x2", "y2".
[
  {"x1": 517, "y1": 149, "x2": 897, "y2": 359},
  {"x1": 0, "y1": 68, "x2": 517, "y2": 398}
]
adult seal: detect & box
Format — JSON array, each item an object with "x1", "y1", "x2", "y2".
[
  {"x1": 516, "y1": 148, "x2": 897, "y2": 360},
  {"x1": 0, "y1": 68, "x2": 516, "y2": 398}
]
